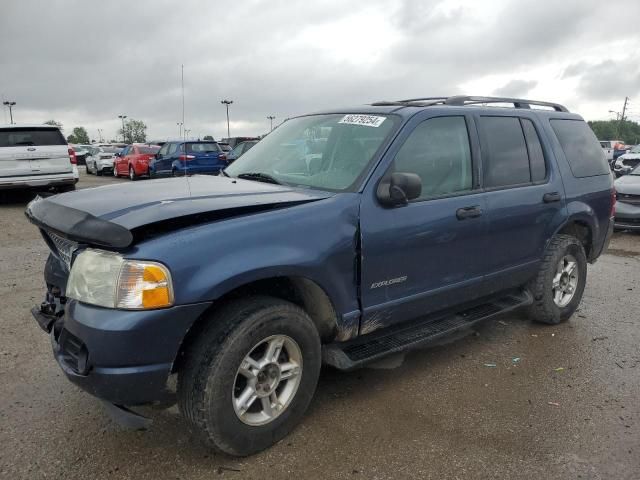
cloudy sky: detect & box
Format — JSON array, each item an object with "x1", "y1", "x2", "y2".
[{"x1": 1, "y1": 0, "x2": 639, "y2": 141}]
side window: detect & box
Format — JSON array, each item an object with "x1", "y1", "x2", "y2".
[
  {"x1": 167, "y1": 143, "x2": 178, "y2": 155},
  {"x1": 479, "y1": 116, "x2": 530, "y2": 188},
  {"x1": 392, "y1": 116, "x2": 473, "y2": 200},
  {"x1": 550, "y1": 119, "x2": 609, "y2": 177},
  {"x1": 131, "y1": 147, "x2": 138, "y2": 155},
  {"x1": 158, "y1": 144, "x2": 169, "y2": 156},
  {"x1": 120, "y1": 146, "x2": 130, "y2": 156},
  {"x1": 521, "y1": 119, "x2": 547, "y2": 182}
]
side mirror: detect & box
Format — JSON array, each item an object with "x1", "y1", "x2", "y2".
[
  {"x1": 114, "y1": 152, "x2": 120, "y2": 157},
  {"x1": 155, "y1": 153, "x2": 162, "y2": 159},
  {"x1": 377, "y1": 172, "x2": 422, "y2": 206}
]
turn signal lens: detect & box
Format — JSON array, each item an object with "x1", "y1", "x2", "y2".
[{"x1": 116, "y1": 261, "x2": 173, "y2": 309}]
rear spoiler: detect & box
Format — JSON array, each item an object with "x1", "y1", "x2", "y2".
[{"x1": 25, "y1": 196, "x2": 133, "y2": 248}]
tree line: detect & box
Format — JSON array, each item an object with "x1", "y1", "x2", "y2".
[
  {"x1": 43, "y1": 118, "x2": 148, "y2": 144},
  {"x1": 588, "y1": 119, "x2": 640, "y2": 145}
]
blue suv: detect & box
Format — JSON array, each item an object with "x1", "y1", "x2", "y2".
[
  {"x1": 27, "y1": 96, "x2": 614, "y2": 456},
  {"x1": 150, "y1": 140, "x2": 227, "y2": 176}
]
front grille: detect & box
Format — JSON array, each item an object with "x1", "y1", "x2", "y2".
[
  {"x1": 44, "y1": 231, "x2": 78, "y2": 269},
  {"x1": 617, "y1": 193, "x2": 640, "y2": 205}
]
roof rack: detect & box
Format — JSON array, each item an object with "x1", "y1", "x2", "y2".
[{"x1": 371, "y1": 95, "x2": 569, "y2": 112}]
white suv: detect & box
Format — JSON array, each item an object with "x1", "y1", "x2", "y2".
[{"x1": 0, "y1": 124, "x2": 76, "y2": 191}]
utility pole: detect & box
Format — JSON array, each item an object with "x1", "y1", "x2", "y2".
[
  {"x1": 616, "y1": 97, "x2": 629, "y2": 139},
  {"x1": 184, "y1": 129, "x2": 191, "y2": 139},
  {"x1": 97, "y1": 128, "x2": 104, "y2": 142},
  {"x1": 118, "y1": 115, "x2": 127, "y2": 143},
  {"x1": 3, "y1": 101, "x2": 16, "y2": 124},
  {"x1": 267, "y1": 115, "x2": 275, "y2": 132},
  {"x1": 221, "y1": 99, "x2": 233, "y2": 138}
]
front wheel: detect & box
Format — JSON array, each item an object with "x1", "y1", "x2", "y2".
[
  {"x1": 85, "y1": 164, "x2": 90, "y2": 174},
  {"x1": 178, "y1": 296, "x2": 321, "y2": 456},
  {"x1": 527, "y1": 234, "x2": 587, "y2": 324},
  {"x1": 129, "y1": 166, "x2": 137, "y2": 181}
]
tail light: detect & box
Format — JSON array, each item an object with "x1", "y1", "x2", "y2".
[
  {"x1": 220, "y1": 154, "x2": 227, "y2": 162},
  {"x1": 178, "y1": 154, "x2": 195, "y2": 161},
  {"x1": 68, "y1": 148, "x2": 77, "y2": 165},
  {"x1": 610, "y1": 187, "x2": 616, "y2": 217}
]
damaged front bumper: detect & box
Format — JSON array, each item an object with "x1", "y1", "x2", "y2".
[{"x1": 32, "y1": 293, "x2": 211, "y2": 406}]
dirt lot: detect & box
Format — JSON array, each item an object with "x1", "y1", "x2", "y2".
[{"x1": 1, "y1": 171, "x2": 638, "y2": 480}]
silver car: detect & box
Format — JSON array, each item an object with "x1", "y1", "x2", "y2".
[
  {"x1": 85, "y1": 146, "x2": 119, "y2": 176},
  {"x1": 614, "y1": 163, "x2": 640, "y2": 230},
  {"x1": 0, "y1": 124, "x2": 75, "y2": 191}
]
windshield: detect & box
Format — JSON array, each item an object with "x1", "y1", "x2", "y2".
[
  {"x1": 186, "y1": 142, "x2": 220, "y2": 153},
  {"x1": 138, "y1": 145, "x2": 160, "y2": 154},
  {"x1": 225, "y1": 113, "x2": 398, "y2": 191},
  {"x1": 630, "y1": 145, "x2": 640, "y2": 154},
  {"x1": 631, "y1": 164, "x2": 640, "y2": 175}
]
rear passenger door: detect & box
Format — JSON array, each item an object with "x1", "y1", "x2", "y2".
[
  {"x1": 476, "y1": 114, "x2": 565, "y2": 292},
  {"x1": 360, "y1": 114, "x2": 489, "y2": 332}
]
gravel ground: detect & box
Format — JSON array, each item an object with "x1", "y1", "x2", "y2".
[{"x1": 0, "y1": 171, "x2": 638, "y2": 480}]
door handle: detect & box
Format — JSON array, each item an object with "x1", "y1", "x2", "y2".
[
  {"x1": 456, "y1": 206, "x2": 482, "y2": 220},
  {"x1": 543, "y1": 192, "x2": 561, "y2": 203}
]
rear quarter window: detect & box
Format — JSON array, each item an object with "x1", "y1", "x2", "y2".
[
  {"x1": 550, "y1": 120, "x2": 609, "y2": 177},
  {"x1": 0, "y1": 127, "x2": 66, "y2": 147}
]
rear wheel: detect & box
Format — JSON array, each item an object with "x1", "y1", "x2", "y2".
[
  {"x1": 178, "y1": 296, "x2": 321, "y2": 456},
  {"x1": 85, "y1": 164, "x2": 90, "y2": 174},
  {"x1": 527, "y1": 235, "x2": 587, "y2": 324},
  {"x1": 96, "y1": 168, "x2": 103, "y2": 176}
]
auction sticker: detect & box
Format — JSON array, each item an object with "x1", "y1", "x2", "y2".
[{"x1": 338, "y1": 114, "x2": 386, "y2": 127}]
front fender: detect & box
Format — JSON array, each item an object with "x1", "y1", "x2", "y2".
[{"x1": 129, "y1": 193, "x2": 362, "y2": 317}]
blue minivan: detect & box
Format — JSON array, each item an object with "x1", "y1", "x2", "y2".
[
  {"x1": 150, "y1": 140, "x2": 227, "y2": 176},
  {"x1": 28, "y1": 96, "x2": 614, "y2": 456}
]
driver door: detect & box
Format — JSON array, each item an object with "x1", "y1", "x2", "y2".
[{"x1": 359, "y1": 113, "x2": 489, "y2": 333}]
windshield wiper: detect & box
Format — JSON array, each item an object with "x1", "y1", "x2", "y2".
[
  {"x1": 236, "y1": 172, "x2": 282, "y2": 185},
  {"x1": 219, "y1": 169, "x2": 230, "y2": 177}
]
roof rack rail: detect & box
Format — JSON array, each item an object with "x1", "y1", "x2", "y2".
[{"x1": 371, "y1": 95, "x2": 569, "y2": 112}]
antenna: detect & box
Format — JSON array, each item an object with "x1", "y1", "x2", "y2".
[{"x1": 181, "y1": 64, "x2": 192, "y2": 195}]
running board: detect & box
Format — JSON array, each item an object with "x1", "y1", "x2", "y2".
[{"x1": 322, "y1": 290, "x2": 532, "y2": 370}]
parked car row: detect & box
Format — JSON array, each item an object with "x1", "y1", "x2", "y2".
[{"x1": 613, "y1": 144, "x2": 640, "y2": 177}]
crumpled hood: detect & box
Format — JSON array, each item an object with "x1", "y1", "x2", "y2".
[
  {"x1": 615, "y1": 174, "x2": 640, "y2": 195},
  {"x1": 26, "y1": 175, "x2": 333, "y2": 248}
]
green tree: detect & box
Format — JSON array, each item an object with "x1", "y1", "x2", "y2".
[
  {"x1": 66, "y1": 134, "x2": 77, "y2": 144},
  {"x1": 118, "y1": 118, "x2": 147, "y2": 143},
  {"x1": 44, "y1": 119, "x2": 63, "y2": 130},
  {"x1": 70, "y1": 126, "x2": 90, "y2": 144},
  {"x1": 203, "y1": 135, "x2": 214, "y2": 141},
  {"x1": 588, "y1": 119, "x2": 640, "y2": 145}
]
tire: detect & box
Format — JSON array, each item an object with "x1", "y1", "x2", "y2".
[
  {"x1": 97, "y1": 168, "x2": 103, "y2": 176},
  {"x1": 129, "y1": 166, "x2": 137, "y2": 181},
  {"x1": 527, "y1": 234, "x2": 587, "y2": 324},
  {"x1": 178, "y1": 296, "x2": 321, "y2": 456},
  {"x1": 85, "y1": 164, "x2": 90, "y2": 174}
]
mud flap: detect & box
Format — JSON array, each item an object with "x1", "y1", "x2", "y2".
[{"x1": 101, "y1": 401, "x2": 152, "y2": 430}]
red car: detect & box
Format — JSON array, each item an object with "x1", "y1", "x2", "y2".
[{"x1": 114, "y1": 144, "x2": 160, "y2": 180}]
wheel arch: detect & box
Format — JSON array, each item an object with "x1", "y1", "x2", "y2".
[
  {"x1": 171, "y1": 275, "x2": 339, "y2": 373},
  {"x1": 553, "y1": 214, "x2": 595, "y2": 259}
]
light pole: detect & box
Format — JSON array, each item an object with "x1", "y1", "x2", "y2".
[
  {"x1": 221, "y1": 99, "x2": 233, "y2": 138},
  {"x1": 118, "y1": 115, "x2": 127, "y2": 143},
  {"x1": 609, "y1": 110, "x2": 621, "y2": 121},
  {"x1": 184, "y1": 129, "x2": 191, "y2": 139},
  {"x1": 3, "y1": 101, "x2": 16, "y2": 124},
  {"x1": 267, "y1": 115, "x2": 275, "y2": 132},
  {"x1": 177, "y1": 122, "x2": 183, "y2": 137},
  {"x1": 97, "y1": 128, "x2": 104, "y2": 142}
]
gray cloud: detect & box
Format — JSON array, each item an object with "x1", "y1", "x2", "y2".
[
  {"x1": 494, "y1": 80, "x2": 537, "y2": 97},
  {"x1": 1, "y1": 0, "x2": 639, "y2": 139}
]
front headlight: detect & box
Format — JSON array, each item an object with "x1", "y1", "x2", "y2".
[{"x1": 66, "y1": 249, "x2": 174, "y2": 309}]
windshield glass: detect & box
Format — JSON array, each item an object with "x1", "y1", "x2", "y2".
[
  {"x1": 631, "y1": 164, "x2": 640, "y2": 175},
  {"x1": 225, "y1": 113, "x2": 398, "y2": 191},
  {"x1": 630, "y1": 145, "x2": 640, "y2": 154},
  {"x1": 187, "y1": 142, "x2": 220, "y2": 153},
  {"x1": 138, "y1": 145, "x2": 160, "y2": 154}
]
